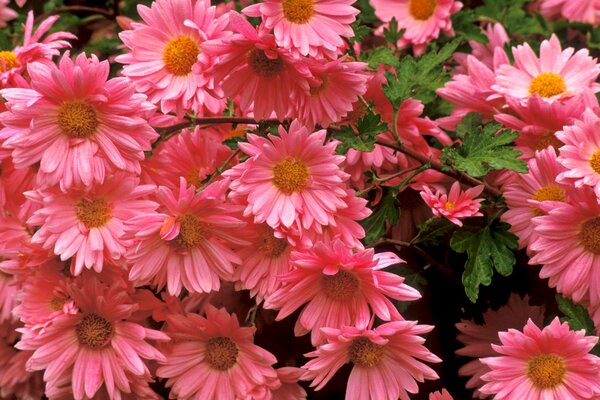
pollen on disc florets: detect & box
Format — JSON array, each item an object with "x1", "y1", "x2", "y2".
[
  {"x1": 321, "y1": 269, "x2": 360, "y2": 300},
  {"x1": 248, "y1": 49, "x2": 284, "y2": 78},
  {"x1": 272, "y1": 158, "x2": 309, "y2": 194},
  {"x1": 76, "y1": 198, "x2": 111, "y2": 228},
  {"x1": 0, "y1": 51, "x2": 18, "y2": 72},
  {"x1": 409, "y1": 0, "x2": 437, "y2": 20},
  {"x1": 526, "y1": 354, "x2": 566, "y2": 389},
  {"x1": 174, "y1": 213, "x2": 206, "y2": 248},
  {"x1": 529, "y1": 72, "x2": 566, "y2": 98},
  {"x1": 58, "y1": 100, "x2": 99, "y2": 139},
  {"x1": 258, "y1": 226, "x2": 288, "y2": 258},
  {"x1": 348, "y1": 337, "x2": 385, "y2": 368},
  {"x1": 163, "y1": 36, "x2": 200, "y2": 76},
  {"x1": 579, "y1": 216, "x2": 600, "y2": 254},
  {"x1": 76, "y1": 313, "x2": 114, "y2": 350},
  {"x1": 282, "y1": 0, "x2": 314, "y2": 24},
  {"x1": 205, "y1": 336, "x2": 239, "y2": 371}
]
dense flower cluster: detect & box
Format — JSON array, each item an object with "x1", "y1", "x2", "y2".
[{"x1": 1, "y1": 0, "x2": 600, "y2": 399}]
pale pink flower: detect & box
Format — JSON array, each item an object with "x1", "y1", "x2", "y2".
[
  {"x1": 501, "y1": 148, "x2": 569, "y2": 250},
  {"x1": 0, "y1": 0, "x2": 16, "y2": 28},
  {"x1": 344, "y1": 144, "x2": 398, "y2": 189},
  {"x1": 116, "y1": 0, "x2": 230, "y2": 116},
  {"x1": 157, "y1": 305, "x2": 278, "y2": 399},
  {"x1": 538, "y1": 0, "x2": 600, "y2": 26},
  {"x1": 17, "y1": 277, "x2": 169, "y2": 400},
  {"x1": 264, "y1": 240, "x2": 420, "y2": 345},
  {"x1": 455, "y1": 294, "x2": 545, "y2": 399},
  {"x1": 0, "y1": 53, "x2": 157, "y2": 191},
  {"x1": 302, "y1": 321, "x2": 441, "y2": 400},
  {"x1": 370, "y1": 0, "x2": 463, "y2": 55},
  {"x1": 480, "y1": 317, "x2": 600, "y2": 399},
  {"x1": 226, "y1": 120, "x2": 349, "y2": 230},
  {"x1": 429, "y1": 389, "x2": 453, "y2": 400},
  {"x1": 243, "y1": 0, "x2": 358, "y2": 57},
  {"x1": 126, "y1": 178, "x2": 247, "y2": 296},
  {"x1": 454, "y1": 23, "x2": 509, "y2": 73},
  {"x1": 202, "y1": 13, "x2": 311, "y2": 119},
  {"x1": 494, "y1": 35, "x2": 600, "y2": 104},
  {"x1": 420, "y1": 182, "x2": 484, "y2": 227},
  {"x1": 270, "y1": 367, "x2": 308, "y2": 400}
]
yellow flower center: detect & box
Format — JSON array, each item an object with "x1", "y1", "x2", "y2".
[
  {"x1": 272, "y1": 158, "x2": 309, "y2": 194},
  {"x1": 527, "y1": 354, "x2": 566, "y2": 389},
  {"x1": 76, "y1": 198, "x2": 111, "y2": 228},
  {"x1": 162, "y1": 36, "x2": 199, "y2": 76},
  {"x1": 248, "y1": 49, "x2": 284, "y2": 78},
  {"x1": 185, "y1": 168, "x2": 202, "y2": 188},
  {"x1": 321, "y1": 269, "x2": 360, "y2": 300},
  {"x1": 58, "y1": 100, "x2": 99, "y2": 139},
  {"x1": 0, "y1": 51, "x2": 18, "y2": 72},
  {"x1": 590, "y1": 149, "x2": 600, "y2": 175},
  {"x1": 76, "y1": 313, "x2": 113, "y2": 350},
  {"x1": 49, "y1": 296, "x2": 67, "y2": 312},
  {"x1": 532, "y1": 133, "x2": 563, "y2": 152},
  {"x1": 530, "y1": 185, "x2": 565, "y2": 216},
  {"x1": 282, "y1": 0, "x2": 314, "y2": 24},
  {"x1": 529, "y1": 72, "x2": 566, "y2": 98},
  {"x1": 579, "y1": 216, "x2": 600, "y2": 254},
  {"x1": 310, "y1": 76, "x2": 330, "y2": 96},
  {"x1": 444, "y1": 201, "x2": 456, "y2": 211},
  {"x1": 258, "y1": 225, "x2": 288, "y2": 257},
  {"x1": 409, "y1": 0, "x2": 437, "y2": 20},
  {"x1": 174, "y1": 213, "x2": 206, "y2": 248},
  {"x1": 205, "y1": 336, "x2": 239, "y2": 371},
  {"x1": 348, "y1": 337, "x2": 385, "y2": 368}
]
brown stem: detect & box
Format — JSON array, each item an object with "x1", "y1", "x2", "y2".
[{"x1": 159, "y1": 117, "x2": 279, "y2": 136}]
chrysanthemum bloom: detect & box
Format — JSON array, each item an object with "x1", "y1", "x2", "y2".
[
  {"x1": 264, "y1": 240, "x2": 421, "y2": 345},
  {"x1": 157, "y1": 305, "x2": 278, "y2": 399},
  {"x1": 420, "y1": 182, "x2": 484, "y2": 227},
  {"x1": 429, "y1": 389, "x2": 453, "y2": 400},
  {"x1": 502, "y1": 148, "x2": 569, "y2": 250},
  {"x1": 454, "y1": 23, "x2": 509, "y2": 73},
  {"x1": 270, "y1": 367, "x2": 308, "y2": 399},
  {"x1": 538, "y1": 0, "x2": 600, "y2": 26},
  {"x1": 0, "y1": 11, "x2": 75, "y2": 88},
  {"x1": 243, "y1": 0, "x2": 358, "y2": 57},
  {"x1": 117, "y1": 0, "x2": 230, "y2": 116},
  {"x1": 480, "y1": 317, "x2": 600, "y2": 399},
  {"x1": 202, "y1": 13, "x2": 311, "y2": 119},
  {"x1": 0, "y1": 346, "x2": 44, "y2": 400},
  {"x1": 455, "y1": 294, "x2": 545, "y2": 399},
  {"x1": 529, "y1": 186, "x2": 600, "y2": 304},
  {"x1": 27, "y1": 173, "x2": 158, "y2": 275},
  {"x1": 0, "y1": 53, "x2": 158, "y2": 191},
  {"x1": 494, "y1": 35, "x2": 600, "y2": 105},
  {"x1": 296, "y1": 58, "x2": 370, "y2": 128},
  {"x1": 370, "y1": 0, "x2": 463, "y2": 55},
  {"x1": 0, "y1": 158, "x2": 37, "y2": 222},
  {"x1": 126, "y1": 178, "x2": 247, "y2": 296},
  {"x1": 17, "y1": 278, "x2": 170, "y2": 400},
  {"x1": 226, "y1": 120, "x2": 349, "y2": 230},
  {"x1": 556, "y1": 108, "x2": 600, "y2": 197},
  {"x1": 0, "y1": 0, "x2": 16, "y2": 28},
  {"x1": 0, "y1": 270, "x2": 18, "y2": 323},
  {"x1": 303, "y1": 321, "x2": 441, "y2": 400}
]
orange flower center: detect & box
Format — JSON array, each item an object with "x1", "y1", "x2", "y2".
[
  {"x1": 76, "y1": 313, "x2": 113, "y2": 350},
  {"x1": 0, "y1": 51, "x2": 18, "y2": 72},
  {"x1": 272, "y1": 158, "x2": 309, "y2": 194},
  {"x1": 282, "y1": 0, "x2": 314, "y2": 24},
  {"x1": 590, "y1": 149, "x2": 600, "y2": 175},
  {"x1": 258, "y1": 226, "x2": 288, "y2": 257},
  {"x1": 409, "y1": 0, "x2": 437, "y2": 20},
  {"x1": 163, "y1": 36, "x2": 199, "y2": 76},
  {"x1": 348, "y1": 337, "x2": 385, "y2": 368},
  {"x1": 579, "y1": 216, "x2": 600, "y2": 254},
  {"x1": 174, "y1": 214, "x2": 206, "y2": 248},
  {"x1": 529, "y1": 72, "x2": 566, "y2": 98},
  {"x1": 530, "y1": 185, "x2": 565, "y2": 216},
  {"x1": 58, "y1": 100, "x2": 99, "y2": 139},
  {"x1": 205, "y1": 336, "x2": 239, "y2": 371},
  {"x1": 185, "y1": 168, "x2": 202, "y2": 188},
  {"x1": 321, "y1": 269, "x2": 360, "y2": 300},
  {"x1": 248, "y1": 49, "x2": 284, "y2": 78},
  {"x1": 532, "y1": 133, "x2": 563, "y2": 152},
  {"x1": 76, "y1": 198, "x2": 111, "y2": 228},
  {"x1": 444, "y1": 201, "x2": 456, "y2": 211},
  {"x1": 527, "y1": 354, "x2": 566, "y2": 389}
]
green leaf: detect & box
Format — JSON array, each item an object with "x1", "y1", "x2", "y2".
[
  {"x1": 366, "y1": 47, "x2": 400, "y2": 68},
  {"x1": 349, "y1": 22, "x2": 370, "y2": 45},
  {"x1": 451, "y1": 221, "x2": 518, "y2": 302},
  {"x1": 451, "y1": 9, "x2": 488, "y2": 42},
  {"x1": 414, "y1": 217, "x2": 456, "y2": 246},
  {"x1": 223, "y1": 136, "x2": 247, "y2": 150},
  {"x1": 383, "y1": 18, "x2": 403, "y2": 44},
  {"x1": 356, "y1": 0, "x2": 377, "y2": 24},
  {"x1": 441, "y1": 116, "x2": 527, "y2": 177},
  {"x1": 556, "y1": 295, "x2": 596, "y2": 333},
  {"x1": 362, "y1": 190, "x2": 399, "y2": 244},
  {"x1": 333, "y1": 112, "x2": 388, "y2": 154}
]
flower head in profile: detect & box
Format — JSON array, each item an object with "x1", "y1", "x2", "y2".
[
  {"x1": 243, "y1": 0, "x2": 358, "y2": 57},
  {"x1": 302, "y1": 320, "x2": 441, "y2": 400},
  {"x1": 157, "y1": 305, "x2": 278, "y2": 399},
  {"x1": 117, "y1": 0, "x2": 230, "y2": 116},
  {"x1": 420, "y1": 181, "x2": 484, "y2": 226},
  {"x1": 264, "y1": 240, "x2": 420, "y2": 345},
  {"x1": 480, "y1": 317, "x2": 600, "y2": 399},
  {"x1": 0, "y1": 0, "x2": 16, "y2": 29},
  {"x1": 0, "y1": 53, "x2": 157, "y2": 191}
]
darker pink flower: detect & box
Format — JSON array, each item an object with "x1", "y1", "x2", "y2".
[{"x1": 420, "y1": 181, "x2": 484, "y2": 226}]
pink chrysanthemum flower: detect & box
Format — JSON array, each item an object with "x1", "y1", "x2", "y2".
[
  {"x1": 420, "y1": 181, "x2": 484, "y2": 227},
  {"x1": 480, "y1": 317, "x2": 600, "y2": 399},
  {"x1": 430, "y1": 389, "x2": 453, "y2": 400},
  {"x1": 538, "y1": 0, "x2": 600, "y2": 26},
  {"x1": 243, "y1": 0, "x2": 358, "y2": 57},
  {"x1": 226, "y1": 120, "x2": 349, "y2": 230},
  {"x1": 17, "y1": 278, "x2": 170, "y2": 400},
  {"x1": 455, "y1": 294, "x2": 545, "y2": 399},
  {"x1": 117, "y1": 0, "x2": 230, "y2": 117},
  {"x1": 126, "y1": 178, "x2": 247, "y2": 296},
  {"x1": 494, "y1": 35, "x2": 600, "y2": 104},
  {"x1": 501, "y1": 148, "x2": 569, "y2": 250},
  {"x1": 370, "y1": 0, "x2": 463, "y2": 55},
  {"x1": 157, "y1": 305, "x2": 278, "y2": 399},
  {"x1": 0, "y1": 0, "x2": 16, "y2": 28},
  {"x1": 454, "y1": 23, "x2": 509, "y2": 73},
  {"x1": 0, "y1": 270, "x2": 18, "y2": 323},
  {"x1": 529, "y1": 186, "x2": 600, "y2": 304},
  {"x1": 0, "y1": 346, "x2": 44, "y2": 400},
  {"x1": 302, "y1": 320, "x2": 441, "y2": 400},
  {"x1": 0, "y1": 11, "x2": 75, "y2": 88},
  {"x1": 556, "y1": 108, "x2": 600, "y2": 197},
  {"x1": 27, "y1": 173, "x2": 158, "y2": 275},
  {"x1": 0, "y1": 53, "x2": 157, "y2": 191},
  {"x1": 202, "y1": 13, "x2": 311, "y2": 119},
  {"x1": 264, "y1": 240, "x2": 420, "y2": 345}
]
